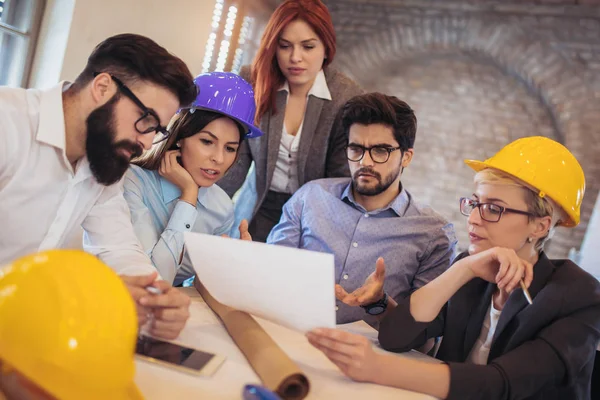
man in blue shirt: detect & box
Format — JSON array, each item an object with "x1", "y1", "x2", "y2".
[{"x1": 267, "y1": 93, "x2": 458, "y2": 324}]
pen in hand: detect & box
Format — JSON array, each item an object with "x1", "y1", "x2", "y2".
[
  {"x1": 139, "y1": 286, "x2": 163, "y2": 339},
  {"x1": 145, "y1": 286, "x2": 163, "y2": 295},
  {"x1": 519, "y1": 279, "x2": 533, "y2": 305}
]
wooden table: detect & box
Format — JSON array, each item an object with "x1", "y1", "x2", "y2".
[{"x1": 135, "y1": 288, "x2": 438, "y2": 399}]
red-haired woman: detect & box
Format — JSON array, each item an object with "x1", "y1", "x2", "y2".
[{"x1": 218, "y1": 0, "x2": 362, "y2": 242}]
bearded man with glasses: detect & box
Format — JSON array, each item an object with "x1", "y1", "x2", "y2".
[
  {"x1": 0, "y1": 34, "x2": 197, "y2": 340},
  {"x1": 267, "y1": 93, "x2": 457, "y2": 325}
]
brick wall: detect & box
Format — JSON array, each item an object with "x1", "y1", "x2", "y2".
[{"x1": 326, "y1": 0, "x2": 600, "y2": 257}]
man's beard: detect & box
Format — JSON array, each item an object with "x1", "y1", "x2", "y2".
[
  {"x1": 86, "y1": 95, "x2": 143, "y2": 186},
  {"x1": 352, "y1": 164, "x2": 401, "y2": 196}
]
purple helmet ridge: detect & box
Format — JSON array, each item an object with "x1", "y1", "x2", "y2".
[{"x1": 181, "y1": 72, "x2": 263, "y2": 138}]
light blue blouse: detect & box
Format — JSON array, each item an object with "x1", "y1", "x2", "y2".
[{"x1": 123, "y1": 165, "x2": 234, "y2": 285}]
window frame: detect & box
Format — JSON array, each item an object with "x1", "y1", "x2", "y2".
[{"x1": 0, "y1": 0, "x2": 46, "y2": 87}]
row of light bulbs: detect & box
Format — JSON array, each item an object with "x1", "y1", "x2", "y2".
[{"x1": 202, "y1": 0, "x2": 253, "y2": 74}]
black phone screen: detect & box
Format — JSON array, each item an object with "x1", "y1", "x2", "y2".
[{"x1": 135, "y1": 335, "x2": 215, "y2": 371}]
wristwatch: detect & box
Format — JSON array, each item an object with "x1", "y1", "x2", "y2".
[{"x1": 360, "y1": 293, "x2": 388, "y2": 315}]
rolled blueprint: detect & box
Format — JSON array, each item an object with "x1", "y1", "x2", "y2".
[{"x1": 194, "y1": 278, "x2": 310, "y2": 400}]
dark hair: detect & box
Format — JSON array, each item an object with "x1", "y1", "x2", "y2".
[
  {"x1": 340, "y1": 93, "x2": 417, "y2": 151},
  {"x1": 72, "y1": 33, "x2": 196, "y2": 107},
  {"x1": 133, "y1": 109, "x2": 245, "y2": 170}
]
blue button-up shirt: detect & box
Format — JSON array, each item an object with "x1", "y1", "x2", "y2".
[
  {"x1": 267, "y1": 178, "x2": 458, "y2": 324},
  {"x1": 123, "y1": 165, "x2": 234, "y2": 285}
]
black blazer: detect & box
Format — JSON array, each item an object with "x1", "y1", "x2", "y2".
[{"x1": 379, "y1": 252, "x2": 600, "y2": 400}]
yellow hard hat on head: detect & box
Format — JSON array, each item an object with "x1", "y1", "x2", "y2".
[
  {"x1": 464, "y1": 136, "x2": 585, "y2": 227},
  {"x1": 0, "y1": 250, "x2": 143, "y2": 400}
]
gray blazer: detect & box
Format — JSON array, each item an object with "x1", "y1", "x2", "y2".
[{"x1": 218, "y1": 66, "x2": 362, "y2": 218}]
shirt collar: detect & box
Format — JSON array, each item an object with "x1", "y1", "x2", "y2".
[
  {"x1": 36, "y1": 81, "x2": 70, "y2": 150},
  {"x1": 278, "y1": 69, "x2": 332, "y2": 100},
  {"x1": 37, "y1": 81, "x2": 93, "y2": 181},
  {"x1": 341, "y1": 181, "x2": 411, "y2": 216},
  {"x1": 159, "y1": 175, "x2": 208, "y2": 206}
]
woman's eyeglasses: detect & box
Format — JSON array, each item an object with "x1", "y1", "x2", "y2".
[{"x1": 459, "y1": 197, "x2": 534, "y2": 223}]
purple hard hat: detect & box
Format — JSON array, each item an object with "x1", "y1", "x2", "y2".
[{"x1": 181, "y1": 72, "x2": 263, "y2": 138}]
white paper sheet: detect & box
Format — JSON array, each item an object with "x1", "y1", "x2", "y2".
[{"x1": 184, "y1": 232, "x2": 336, "y2": 332}]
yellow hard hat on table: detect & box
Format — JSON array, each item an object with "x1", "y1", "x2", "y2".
[
  {"x1": 0, "y1": 250, "x2": 143, "y2": 400},
  {"x1": 464, "y1": 136, "x2": 585, "y2": 227}
]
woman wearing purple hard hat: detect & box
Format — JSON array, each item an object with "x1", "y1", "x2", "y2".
[{"x1": 123, "y1": 72, "x2": 263, "y2": 286}]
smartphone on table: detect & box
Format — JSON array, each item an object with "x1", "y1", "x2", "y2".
[{"x1": 135, "y1": 334, "x2": 225, "y2": 377}]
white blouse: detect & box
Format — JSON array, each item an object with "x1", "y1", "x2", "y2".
[
  {"x1": 269, "y1": 69, "x2": 332, "y2": 193},
  {"x1": 467, "y1": 299, "x2": 503, "y2": 365}
]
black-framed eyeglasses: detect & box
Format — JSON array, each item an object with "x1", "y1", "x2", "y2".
[
  {"x1": 345, "y1": 144, "x2": 402, "y2": 164},
  {"x1": 93, "y1": 72, "x2": 171, "y2": 144},
  {"x1": 459, "y1": 197, "x2": 535, "y2": 223}
]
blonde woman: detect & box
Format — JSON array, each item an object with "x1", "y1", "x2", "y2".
[{"x1": 307, "y1": 136, "x2": 600, "y2": 400}]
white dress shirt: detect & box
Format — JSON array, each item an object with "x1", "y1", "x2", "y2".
[
  {"x1": 0, "y1": 83, "x2": 156, "y2": 276},
  {"x1": 269, "y1": 69, "x2": 332, "y2": 193},
  {"x1": 123, "y1": 165, "x2": 234, "y2": 285},
  {"x1": 467, "y1": 299, "x2": 502, "y2": 365}
]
